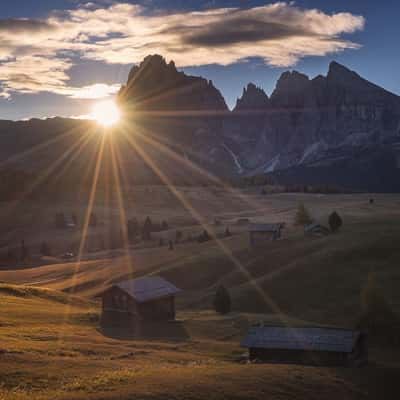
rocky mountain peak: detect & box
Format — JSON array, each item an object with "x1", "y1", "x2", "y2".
[
  {"x1": 274, "y1": 71, "x2": 310, "y2": 93},
  {"x1": 234, "y1": 83, "x2": 269, "y2": 111},
  {"x1": 119, "y1": 54, "x2": 228, "y2": 111},
  {"x1": 327, "y1": 61, "x2": 362, "y2": 85}
]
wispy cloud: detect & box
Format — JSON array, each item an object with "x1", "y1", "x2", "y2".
[{"x1": 0, "y1": 2, "x2": 365, "y2": 98}]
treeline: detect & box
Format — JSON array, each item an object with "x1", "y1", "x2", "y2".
[{"x1": 237, "y1": 174, "x2": 347, "y2": 194}]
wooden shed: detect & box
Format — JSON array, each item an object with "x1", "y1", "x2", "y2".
[
  {"x1": 100, "y1": 276, "x2": 180, "y2": 328},
  {"x1": 241, "y1": 326, "x2": 367, "y2": 366},
  {"x1": 249, "y1": 223, "x2": 284, "y2": 247}
]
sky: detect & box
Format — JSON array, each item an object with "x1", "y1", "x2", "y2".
[{"x1": 0, "y1": 0, "x2": 399, "y2": 120}]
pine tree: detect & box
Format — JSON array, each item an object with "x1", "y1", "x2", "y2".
[
  {"x1": 127, "y1": 217, "x2": 139, "y2": 242},
  {"x1": 294, "y1": 203, "x2": 312, "y2": 226},
  {"x1": 175, "y1": 230, "x2": 182, "y2": 244},
  {"x1": 142, "y1": 216, "x2": 153, "y2": 240},
  {"x1": 89, "y1": 212, "x2": 97, "y2": 227},
  {"x1": 161, "y1": 220, "x2": 169, "y2": 231},
  {"x1": 71, "y1": 213, "x2": 78, "y2": 226},
  {"x1": 329, "y1": 211, "x2": 342, "y2": 232},
  {"x1": 40, "y1": 241, "x2": 51, "y2": 256},
  {"x1": 213, "y1": 285, "x2": 231, "y2": 314}
]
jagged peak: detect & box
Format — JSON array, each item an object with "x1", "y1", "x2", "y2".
[
  {"x1": 327, "y1": 61, "x2": 360, "y2": 82},
  {"x1": 234, "y1": 82, "x2": 269, "y2": 111},
  {"x1": 273, "y1": 70, "x2": 310, "y2": 94}
]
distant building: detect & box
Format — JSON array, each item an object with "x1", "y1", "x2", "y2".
[
  {"x1": 100, "y1": 276, "x2": 180, "y2": 327},
  {"x1": 304, "y1": 223, "x2": 330, "y2": 236},
  {"x1": 249, "y1": 223, "x2": 284, "y2": 246},
  {"x1": 241, "y1": 326, "x2": 367, "y2": 366},
  {"x1": 236, "y1": 218, "x2": 250, "y2": 225}
]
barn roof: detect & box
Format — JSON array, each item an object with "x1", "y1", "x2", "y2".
[
  {"x1": 249, "y1": 223, "x2": 283, "y2": 232},
  {"x1": 114, "y1": 276, "x2": 180, "y2": 303},
  {"x1": 241, "y1": 326, "x2": 360, "y2": 353}
]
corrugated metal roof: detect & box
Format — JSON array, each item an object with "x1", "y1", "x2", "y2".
[
  {"x1": 249, "y1": 223, "x2": 283, "y2": 232},
  {"x1": 115, "y1": 276, "x2": 180, "y2": 303},
  {"x1": 241, "y1": 326, "x2": 359, "y2": 353}
]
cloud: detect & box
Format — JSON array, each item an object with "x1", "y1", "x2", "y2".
[
  {"x1": 0, "y1": 2, "x2": 365, "y2": 98},
  {"x1": 0, "y1": 18, "x2": 56, "y2": 33}
]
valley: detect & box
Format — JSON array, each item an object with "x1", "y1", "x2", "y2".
[{"x1": 0, "y1": 188, "x2": 400, "y2": 399}]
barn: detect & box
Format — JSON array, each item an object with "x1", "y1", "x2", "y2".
[
  {"x1": 249, "y1": 223, "x2": 284, "y2": 246},
  {"x1": 100, "y1": 276, "x2": 180, "y2": 328},
  {"x1": 241, "y1": 326, "x2": 367, "y2": 366}
]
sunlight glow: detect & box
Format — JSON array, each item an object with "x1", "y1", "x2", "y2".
[{"x1": 91, "y1": 99, "x2": 121, "y2": 127}]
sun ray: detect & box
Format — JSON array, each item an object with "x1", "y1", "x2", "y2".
[
  {"x1": 120, "y1": 125, "x2": 288, "y2": 320},
  {"x1": 109, "y1": 137, "x2": 135, "y2": 277}
]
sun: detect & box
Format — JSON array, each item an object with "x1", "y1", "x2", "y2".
[{"x1": 91, "y1": 99, "x2": 121, "y2": 127}]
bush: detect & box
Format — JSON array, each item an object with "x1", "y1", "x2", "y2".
[
  {"x1": 329, "y1": 211, "x2": 343, "y2": 232},
  {"x1": 294, "y1": 203, "x2": 312, "y2": 225},
  {"x1": 213, "y1": 285, "x2": 231, "y2": 314}
]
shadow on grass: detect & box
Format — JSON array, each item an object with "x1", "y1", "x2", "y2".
[{"x1": 99, "y1": 320, "x2": 190, "y2": 342}]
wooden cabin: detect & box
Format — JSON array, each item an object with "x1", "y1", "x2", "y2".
[
  {"x1": 241, "y1": 326, "x2": 367, "y2": 366},
  {"x1": 100, "y1": 276, "x2": 180, "y2": 328},
  {"x1": 249, "y1": 223, "x2": 284, "y2": 247}
]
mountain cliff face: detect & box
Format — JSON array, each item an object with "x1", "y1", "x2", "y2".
[{"x1": 116, "y1": 55, "x2": 400, "y2": 190}]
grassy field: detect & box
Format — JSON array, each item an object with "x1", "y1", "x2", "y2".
[{"x1": 0, "y1": 189, "x2": 400, "y2": 399}]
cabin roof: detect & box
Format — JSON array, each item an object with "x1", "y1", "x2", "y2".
[
  {"x1": 113, "y1": 276, "x2": 180, "y2": 303},
  {"x1": 241, "y1": 326, "x2": 360, "y2": 353},
  {"x1": 304, "y1": 223, "x2": 330, "y2": 233},
  {"x1": 249, "y1": 223, "x2": 283, "y2": 233}
]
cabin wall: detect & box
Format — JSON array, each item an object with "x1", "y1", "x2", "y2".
[
  {"x1": 138, "y1": 296, "x2": 175, "y2": 321},
  {"x1": 250, "y1": 231, "x2": 279, "y2": 246},
  {"x1": 248, "y1": 348, "x2": 349, "y2": 366},
  {"x1": 101, "y1": 287, "x2": 175, "y2": 327}
]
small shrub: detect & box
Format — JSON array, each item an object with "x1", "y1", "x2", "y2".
[
  {"x1": 294, "y1": 203, "x2": 312, "y2": 226},
  {"x1": 213, "y1": 285, "x2": 231, "y2": 314},
  {"x1": 198, "y1": 230, "x2": 211, "y2": 243}
]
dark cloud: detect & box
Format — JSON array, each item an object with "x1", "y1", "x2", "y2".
[
  {"x1": 0, "y1": 19, "x2": 56, "y2": 34},
  {"x1": 175, "y1": 19, "x2": 315, "y2": 47}
]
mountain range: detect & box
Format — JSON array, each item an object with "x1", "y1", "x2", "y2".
[{"x1": 1, "y1": 54, "x2": 400, "y2": 194}]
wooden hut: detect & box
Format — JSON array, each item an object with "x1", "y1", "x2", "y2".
[
  {"x1": 249, "y1": 223, "x2": 284, "y2": 246},
  {"x1": 100, "y1": 276, "x2": 180, "y2": 328},
  {"x1": 241, "y1": 326, "x2": 367, "y2": 366}
]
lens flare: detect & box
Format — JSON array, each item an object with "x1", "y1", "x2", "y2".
[{"x1": 91, "y1": 99, "x2": 121, "y2": 127}]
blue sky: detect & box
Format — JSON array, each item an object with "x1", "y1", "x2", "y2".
[{"x1": 0, "y1": 0, "x2": 399, "y2": 120}]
